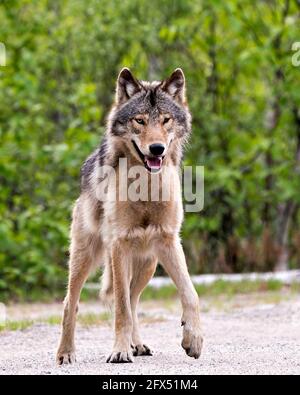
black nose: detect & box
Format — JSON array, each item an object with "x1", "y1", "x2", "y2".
[{"x1": 149, "y1": 143, "x2": 165, "y2": 156}]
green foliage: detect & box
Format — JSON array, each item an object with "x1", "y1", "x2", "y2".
[
  {"x1": 0, "y1": 0, "x2": 300, "y2": 300},
  {"x1": 0, "y1": 311, "x2": 111, "y2": 332},
  {"x1": 0, "y1": 318, "x2": 34, "y2": 332},
  {"x1": 141, "y1": 279, "x2": 290, "y2": 301}
]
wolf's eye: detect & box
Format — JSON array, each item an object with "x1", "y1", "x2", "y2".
[
  {"x1": 134, "y1": 118, "x2": 145, "y2": 125},
  {"x1": 163, "y1": 117, "x2": 171, "y2": 125}
]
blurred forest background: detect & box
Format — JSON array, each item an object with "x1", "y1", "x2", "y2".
[{"x1": 1, "y1": 0, "x2": 300, "y2": 300}]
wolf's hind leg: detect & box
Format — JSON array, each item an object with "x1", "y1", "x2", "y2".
[
  {"x1": 56, "y1": 233, "x2": 102, "y2": 365},
  {"x1": 106, "y1": 241, "x2": 134, "y2": 363},
  {"x1": 99, "y1": 259, "x2": 114, "y2": 305},
  {"x1": 130, "y1": 257, "x2": 157, "y2": 356}
]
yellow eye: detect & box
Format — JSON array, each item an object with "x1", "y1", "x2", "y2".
[
  {"x1": 135, "y1": 118, "x2": 145, "y2": 125},
  {"x1": 163, "y1": 117, "x2": 171, "y2": 124}
]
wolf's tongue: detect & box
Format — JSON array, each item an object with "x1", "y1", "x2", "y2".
[{"x1": 145, "y1": 156, "x2": 162, "y2": 170}]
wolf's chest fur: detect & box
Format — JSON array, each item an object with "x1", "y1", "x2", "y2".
[{"x1": 101, "y1": 172, "x2": 183, "y2": 247}]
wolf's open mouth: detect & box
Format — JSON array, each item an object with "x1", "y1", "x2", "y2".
[{"x1": 132, "y1": 140, "x2": 163, "y2": 173}]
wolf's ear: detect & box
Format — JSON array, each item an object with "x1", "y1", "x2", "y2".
[
  {"x1": 161, "y1": 68, "x2": 186, "y2": 103},
  {"x1": 116, "y1": 68, "x2": 141, "y2": 104}
]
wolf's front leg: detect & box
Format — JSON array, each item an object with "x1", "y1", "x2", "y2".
[
  {"x1": 157, "y1": 235, "x2": 203, "y2": 359},
  {"x1": 56, "y1": 224, "x2": 102, "y2": 365},
  {"x1": 106, "y1": 241, "x2": 134, "y2": 363}
]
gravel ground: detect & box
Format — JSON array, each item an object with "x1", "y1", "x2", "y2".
[{"x1": 1, "y1": 296, "x2": 300, "y2": 375}]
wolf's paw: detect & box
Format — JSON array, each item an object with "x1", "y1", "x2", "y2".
[
  {"x1": 106, "y1": 350, "x2": 134, "y2": 363},
  {"x1": 181, "y1": 324, "x2": 203, "y2": 359},
  {"x1": 56, "y1": 350, "x2": 76, "y2": 365},
  {"x1": 132, "y1": 343, "x2": 153, "y2": 356}
]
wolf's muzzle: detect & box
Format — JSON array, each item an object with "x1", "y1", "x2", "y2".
[{"x1": 132, "y1": 140, "x2": 164, "y2": 173}]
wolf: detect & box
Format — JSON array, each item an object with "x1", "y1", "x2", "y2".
[{"x1": 56, "y1": 68, "x2": 203, "y2": 364}]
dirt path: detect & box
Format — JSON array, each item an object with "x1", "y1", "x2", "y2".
[{"x1": 1, "y1": 296, "x2": 300, "y2": 375}]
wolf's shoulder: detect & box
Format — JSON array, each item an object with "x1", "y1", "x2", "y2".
[{"x1": 80, "y1": 137, "x2": 107, "y2": 190}]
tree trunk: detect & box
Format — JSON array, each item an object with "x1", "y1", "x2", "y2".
[
  {"x1": 275, "y1": 107, "x2": 300, "y2": 271},
  {"x1": 263, "y1": 74, "x2": 282, "y2": 225},
  {"x1": 263, "y1": 1, "x2": 292, "y2": 270}
]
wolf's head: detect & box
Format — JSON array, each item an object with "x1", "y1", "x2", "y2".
[{"x1": 107, "y1": 68, "x2": 191, "y2": 172}]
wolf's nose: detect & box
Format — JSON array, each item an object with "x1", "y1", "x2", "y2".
[{"x1": 149, "y1": 143, "x2": 165, "y2": 156}]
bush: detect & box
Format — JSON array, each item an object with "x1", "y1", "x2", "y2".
[{"x1": 1, "y1": 0, "x2": 300, "y2": 300}]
